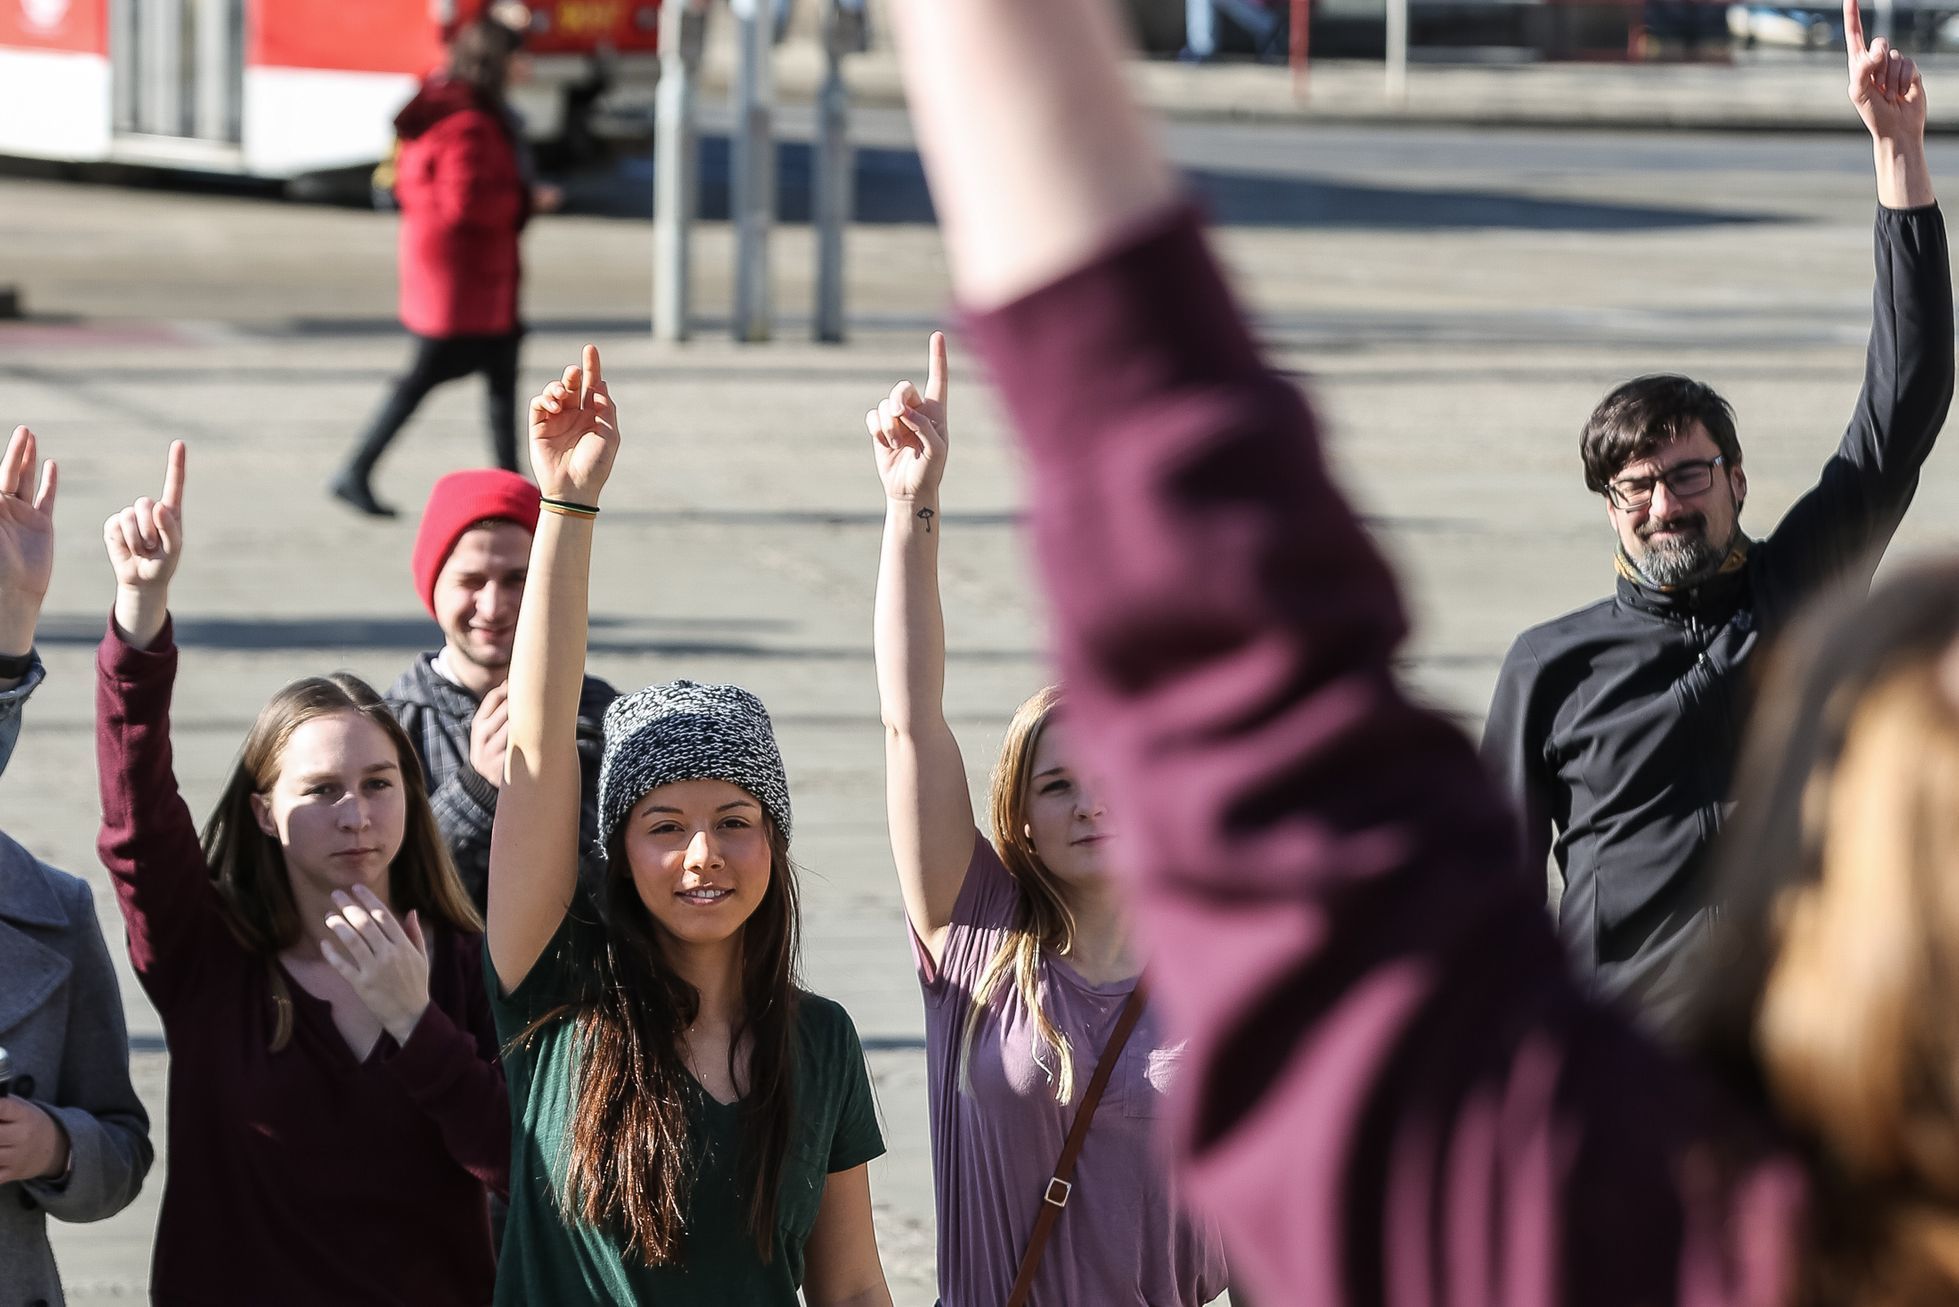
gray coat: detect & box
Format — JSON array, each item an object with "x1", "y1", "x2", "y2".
[
  {"x1": 0, "y1": 654, "x2": 43, "y2": 779},
  {"x1": 0, "y1": 817, "x2": 153, "y2": 1304}
]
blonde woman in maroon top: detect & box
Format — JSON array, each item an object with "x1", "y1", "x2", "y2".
[{"x1": 95, "y1": 442, "x2": 509, "y2": 1306}]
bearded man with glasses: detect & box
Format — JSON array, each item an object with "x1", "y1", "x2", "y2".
[{"x1": 1483, "y1": 35, "x2": 1953, "y2": 1038}]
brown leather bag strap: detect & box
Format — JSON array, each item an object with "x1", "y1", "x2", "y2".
[{"x1": 1003, "y1": 981, "x2": 1149, "y2": 1307}]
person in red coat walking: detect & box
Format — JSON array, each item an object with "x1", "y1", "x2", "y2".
[{"x1": 332, "y1": 18, "x2": 535, "y2": 519}]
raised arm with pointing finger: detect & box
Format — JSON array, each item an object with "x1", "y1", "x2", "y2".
[
  {"x1": 487, "y1": 352, "x2": 891, "y2": 1305},
  {"x1": 877, "y1": 0, "x2": 1941, "y2": 1302},
  {"x1": 95, "y1": 443, "x2": 508, "y2": 1306},
  {"x1": 1482, "y1": 0, "x2": 1951, "y2": 1032},
  {"x1": 871, "y1": 332, "x2": 975, "y2": 963},
  {"x1": 487, "y1": 344, "x2": 618, "y2": 990},
  {"x1": 870, "y1": 335, "x2": 1231, "y2": 1304}
]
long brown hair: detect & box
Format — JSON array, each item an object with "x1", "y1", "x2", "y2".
[
  {"x1": 1692, "y1": 560, "x2": 1959, "y2": 1305},
  {"x1": 960, "y1": 684, "x2": 1083, "y2": 1104},
  {"x1": 200, "y1": 674, "x2": 482, "y2": 1050},
  {"x1": 524, "y1": 816, "x2": 803, "y2": 1266}
]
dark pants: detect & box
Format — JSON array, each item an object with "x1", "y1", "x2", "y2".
[{"x1": 344, "y1": 331, "x2": 522, "y2": 479}]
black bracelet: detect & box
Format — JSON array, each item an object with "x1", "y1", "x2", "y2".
[
  {"x1": 539, "y1": 497, "x2": 600, "y2": 519},
  {"x1": 0, "y1": 648, "x2": 35, "y2": 680}
]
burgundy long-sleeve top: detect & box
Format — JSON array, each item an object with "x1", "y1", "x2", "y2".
[
  {"x1": 96, "y1": 621, "x2": 509, "y2": 1307},
  {"x1": 962, "y1": 209, "x2": 1810, "y2": 1307}
]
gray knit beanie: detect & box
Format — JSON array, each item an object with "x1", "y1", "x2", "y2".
[{"x1": 595, "y1": 679, "x2": 792, "y2": 856}]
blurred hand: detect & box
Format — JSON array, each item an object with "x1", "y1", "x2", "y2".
[
  {"x1": 322, "y1": 886, "x2": 433, "y2": 1045},
  {"x1": 0, "y1": 425, "x2": 57, "y2": 655},
  {"x1": 104, "y1": 441, "x2": 185, "y2": 651},
  {"x1": 469, "y1": 682, "x2": 511, "y2": 789},
  {"x1": 0, "y1": 1095, "x2": 69, "y2": 1185},
  {"x1": 532, "y1": 183, "x2": 566, "y2": 215},
  {"x1": 528, "y1": 345, "x2": 619, "y2": 506},
  {"x1": 868, "y1": 332, "x2": 950, "y2": 506},
  {"x1": 1846, "y1": 0, "x2": 1926, "y2": 148}
]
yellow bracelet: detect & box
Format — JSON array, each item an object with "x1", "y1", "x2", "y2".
[{"x1": 540, "y1": 498, "x2": 600, "y2": 520}]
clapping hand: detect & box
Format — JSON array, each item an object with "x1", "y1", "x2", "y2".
[
  {"x1": 321, "y1": 885, "x2": 433, "y2": 1046},
  {"x1": 869, "y1": 332, "x2": 951, "y2": 508},
  {"x1": 104, "y1": 440, "x2": 186, "y2": 651},
  {"x1": 529, "y1": 344, "x2": 619, "y2": 507},
  {"x1": 0, "y1": 426, "x2": 57, "y2": 658},
  {"x1": 1847, "y1": 0, "x2": 1926, "y2": 147}
]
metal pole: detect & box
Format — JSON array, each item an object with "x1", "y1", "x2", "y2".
[
  {"x1": 813, "y1": 0, "x2": 859, "y2": 343},
  {"x1": 731, "y1": 0, "x2": 775, "y2": 343},
  {"x1": 654, "y1": 0, "x2": 707, "y2": 342},
  {"x1": 1384, "y1": 0, "x2": 1407, "y2": 104}
]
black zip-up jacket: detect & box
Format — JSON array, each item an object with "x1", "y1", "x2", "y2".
[
  {"x1": 386, "y1": 653, "x2": 616, "y2": 912},
  {"x1": 1483, "y1": 203, "x2": 1954, "y2": 1034}
]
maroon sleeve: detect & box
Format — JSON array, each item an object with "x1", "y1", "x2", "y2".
[
  {"x1": 381, "y1": 931, "x2": 511, "y2": 1197},
  {"x1": 95, "y1": 617, "x2": 236, "y2": 1013},
  {"x1": 960, "y1": 207, "x2": 1805, "y2": 1307}
]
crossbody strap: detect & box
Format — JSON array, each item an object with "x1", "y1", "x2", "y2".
[{"x1": 1003, "y1": 981, "x2": 1149, "y2": 1307}]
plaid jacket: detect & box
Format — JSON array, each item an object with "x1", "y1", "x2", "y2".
[{"x1": 385, "y1": 653, "x2": 616, "y2": 911}]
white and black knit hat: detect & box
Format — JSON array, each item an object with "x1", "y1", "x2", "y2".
[{"x1": 595, "y1": 679, "x2": 793, "y2": 855}]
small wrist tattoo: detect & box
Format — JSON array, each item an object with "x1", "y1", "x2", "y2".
[{"x1": 916, "y1": 506, "x2": 936, "y2": 534}]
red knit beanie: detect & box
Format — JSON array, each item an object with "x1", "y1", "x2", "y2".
[{"x1": 411, "y1": 470, "x2": 541, "y2": 618}]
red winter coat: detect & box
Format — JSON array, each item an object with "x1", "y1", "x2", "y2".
[{"x1": 393, "y1": 78, "x2": 528, "y2": 338}]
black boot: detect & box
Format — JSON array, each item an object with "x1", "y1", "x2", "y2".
[{"x1": 328, "y1": 468, "x2": 397, "y2": 519}]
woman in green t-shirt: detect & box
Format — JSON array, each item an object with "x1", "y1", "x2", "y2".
[{"x1": 484, "y1": 345, "x2": 894, "y2": 1306}]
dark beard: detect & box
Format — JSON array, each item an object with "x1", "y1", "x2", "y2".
[{"x1": 1632, "y1": 513, "x2": 1729, "y2": 588}]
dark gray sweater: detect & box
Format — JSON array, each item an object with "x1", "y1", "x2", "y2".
[{"x1": 386, "y1": 653, "x2": 615, "y2": 910}]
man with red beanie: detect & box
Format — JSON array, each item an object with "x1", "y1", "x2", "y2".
[{"x1": 385, "y1": 469, "x2": 615, "y2": 908}]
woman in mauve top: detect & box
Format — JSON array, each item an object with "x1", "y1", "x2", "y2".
[
  {"x1": 95, "y1": 443, "x2": 509, "y2": 1306},
  {"x1": 867, "y1": 338, "x2": 1228, "y2": 1305},
  {"x1": 885, "y1": 0, "x2": 1958, "y2": 1302}
]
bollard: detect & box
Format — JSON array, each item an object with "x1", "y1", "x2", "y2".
[
  {"x1": 654, "y1": 0, "x2": 708, "y2": 343},
  {"x1": 731, "y1": 0, "x2": 775, "y2": 343},
  {"x1": 812, "y1": 0, "x2": 865, "y2": 344}
]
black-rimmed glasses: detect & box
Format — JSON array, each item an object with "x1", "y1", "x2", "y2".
[{"x1": 1606, "y1": 456, "x2": 1727, "y2": 511}]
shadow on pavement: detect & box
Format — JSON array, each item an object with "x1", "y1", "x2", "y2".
[
  {"x1": 32, "y1": 614, "x2": 1032, "y2": 662},
  {"x1": 569, "y1": 136, "x2": 1778, "y2": 232},
  {"x1": 1, "y1": 131, "x2": 1776, "y2": 234}
]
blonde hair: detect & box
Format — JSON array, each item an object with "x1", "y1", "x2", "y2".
[
  {"x1": 1758, "y1": 660, "x2": 1959, "y2": 1304},
  {"x1": 1696, "y1": 560, "x2": 1959, "y2": 1306},
  {"x1": 959, "y1": 685, "x2": 1083, "y2": 1104}
]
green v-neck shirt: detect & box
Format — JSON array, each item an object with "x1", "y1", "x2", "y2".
[{"x1": 487, "y1": 903, "x2": 885, "y2": 1305}]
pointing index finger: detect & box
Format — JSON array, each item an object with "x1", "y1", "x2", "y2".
[
  {"x1": 582, "y1": 344, "x2": 602, "y2": 406},
  {"x1": 1846, "y1": 0, "x2": 1867, "y2": 61},
  {"x1": 925, "y1": 331, "x2": 949, "y2": 408},
  {"x1": 160, "y1": 441, "x2": 187, "y2": 516},
  {"x1": 2, "y1": 426, "x2": 30, "y2": 497}
]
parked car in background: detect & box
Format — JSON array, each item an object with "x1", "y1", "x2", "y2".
[{"x1": 1727, "y1": 3, "x2": 1844, "y2": 46}]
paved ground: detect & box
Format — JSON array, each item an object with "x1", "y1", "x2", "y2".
[{"x1": 7, "y1": 111, "x2": 1959, "y2": 1303}]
